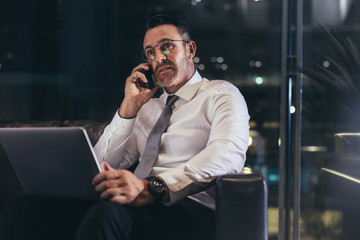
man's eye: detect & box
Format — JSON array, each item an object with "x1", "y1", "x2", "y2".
[
  {"x1": 162, "y1": 42, "x2": 173, "y2": 50},
  {"x1": 146, "y1": 50, "x2": 154, "y2": 57}
]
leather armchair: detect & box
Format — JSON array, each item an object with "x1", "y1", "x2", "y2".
[
  {"x1": 0, "y1": 120, "x2": 268, "y2": 240},
  {"x1": 216, "y1": 168, "x2": 268, "y2": 240}
]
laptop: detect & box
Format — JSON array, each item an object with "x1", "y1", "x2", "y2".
[{"x1": 0, "y1": 127, "x2": 102, "y2": 201}]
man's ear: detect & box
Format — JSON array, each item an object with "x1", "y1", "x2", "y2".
[{"x1": 187, "y1": 41, "x2": 197, "y2": 59}]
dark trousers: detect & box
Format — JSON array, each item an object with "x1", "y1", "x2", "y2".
[{"x1": 0, "y1": 196, "x2": 215, "y2": 240}]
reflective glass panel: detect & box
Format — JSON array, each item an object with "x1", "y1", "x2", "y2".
[{"x1": 301, "y1": 0, "x2": 360, "y2": 239}]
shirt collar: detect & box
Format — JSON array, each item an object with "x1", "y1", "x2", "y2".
[{"x1": 163, "y1": 70, "x2": 203, "y2": 102}]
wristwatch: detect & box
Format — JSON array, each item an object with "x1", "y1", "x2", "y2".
[{"x1": 145, "y1": 176, "x2": 166, "y2": 202}]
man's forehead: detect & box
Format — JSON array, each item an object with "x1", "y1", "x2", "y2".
[
  {"x1": 143, "y1": 24, "x2": 181, "y2": 47},
  {"x1": 143, "y1": 38, "x2": 172, "y2": 49}
]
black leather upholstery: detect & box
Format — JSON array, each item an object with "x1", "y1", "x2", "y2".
[
  {"x1": 216, "y1": 168, "x2": 268, "y2": 240},
  {"x1": 0, "y1": 120, "x2": 268, "y2": 239}
]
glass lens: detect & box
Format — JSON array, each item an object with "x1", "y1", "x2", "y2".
[
  {"x1": 160, "y1": 41, "x2": 173, "y2": 55},
  {"x1": 145, "y1": 49, "x2": 154, "y2": 60}
]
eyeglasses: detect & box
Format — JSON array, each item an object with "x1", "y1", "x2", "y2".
[{"x1": 142, "y1": 39, "x2": 189, "y2": 62}]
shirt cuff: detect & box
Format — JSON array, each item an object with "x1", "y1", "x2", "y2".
[
  {"x1": 158, "y1": 167, "x2": 215, "y2": 205},
  {"x1": 107, "y1": 110, "x2": 136, "y2": 136}
]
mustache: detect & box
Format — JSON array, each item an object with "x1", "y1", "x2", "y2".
[{"x1": 155, "y1": 60, "x2": 174, "y2": 72}]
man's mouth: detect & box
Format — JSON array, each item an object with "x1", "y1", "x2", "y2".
[{"x1": 157, "y1": 65, "x2": 173, "y2": 75}]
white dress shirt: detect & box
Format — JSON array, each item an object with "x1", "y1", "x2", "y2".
[{"x1": 94, "y1": 71, "x2": 250, "y2": 209}]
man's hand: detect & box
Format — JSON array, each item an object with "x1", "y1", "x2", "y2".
[
  {"x1": 93, "y1": 162, "x2": 155, "y2": 207},
  {"x1": 119, "y1": 64, "x2": 159, "y2": 119}
]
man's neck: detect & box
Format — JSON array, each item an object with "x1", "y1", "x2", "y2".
[
  {"x1": 164, "y1": 70, "x2": 196, "y2": 94},
  {"x1": 165, "y1": 80, "x2": 188, "y2": 94}
]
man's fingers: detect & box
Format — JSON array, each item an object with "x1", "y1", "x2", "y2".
[
  {"x1": 131, "y1": 64, "x2": 150, "y2": 74},
  {"x1": 101, "y1": 161, "x2": 113, "y2": 171},
  {"x1": 100, "y1": 188, "x2": 123, "y2": 200},
  {"x1": 110, "y1": 195, "x2": 130, "y2": 205},
  {"x1": 100, "y1": 188, "x2": 134, "y2": 205},
  {"x1": 94, "y1": 179, "x2": 124, "y2": 192},
  {"x1": 92, "y1": 169, "x2": 146, "y2": 205},
  {"x1": 92, "y1": 169, "x2": 120, "y2": 185}
]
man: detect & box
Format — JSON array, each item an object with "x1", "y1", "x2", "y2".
[
  {"x1": 79, "y1": 13, "x2": 250, "y2": 239},
  {"x1": 0, "y1": 14, "x2": 249, "y2": 240}
]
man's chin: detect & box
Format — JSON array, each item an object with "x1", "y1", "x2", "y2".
[
  {"x1": 159, "y1": 80, "x2": 175, "y2": 88},
  {"x1": 157, "y1": 74, "x2": 176, "y2": 86}
]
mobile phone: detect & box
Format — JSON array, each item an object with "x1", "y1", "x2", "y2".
[{"x1": 139, "y1": 69, "x2": 156, "y2": 89}]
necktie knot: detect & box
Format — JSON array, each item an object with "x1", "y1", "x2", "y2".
[{"x1": 166, "y1": 95, "x2": 179, "y2": 107}]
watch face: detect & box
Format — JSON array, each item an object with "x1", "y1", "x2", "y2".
[
  {"x1": 152, "y1": 178, "x2": 165, "y2": 193},
  {"x1": 147, "y1": 177, "x2": 165, "y2": 201}
]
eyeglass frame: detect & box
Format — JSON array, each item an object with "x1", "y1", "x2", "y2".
[{"x1": 142, "y1": 39, "x2": 190, "y2": 62}]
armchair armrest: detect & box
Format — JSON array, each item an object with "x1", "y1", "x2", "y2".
[{"x1": 216, "y1": 167, "x2": 268, "y2": 240}]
